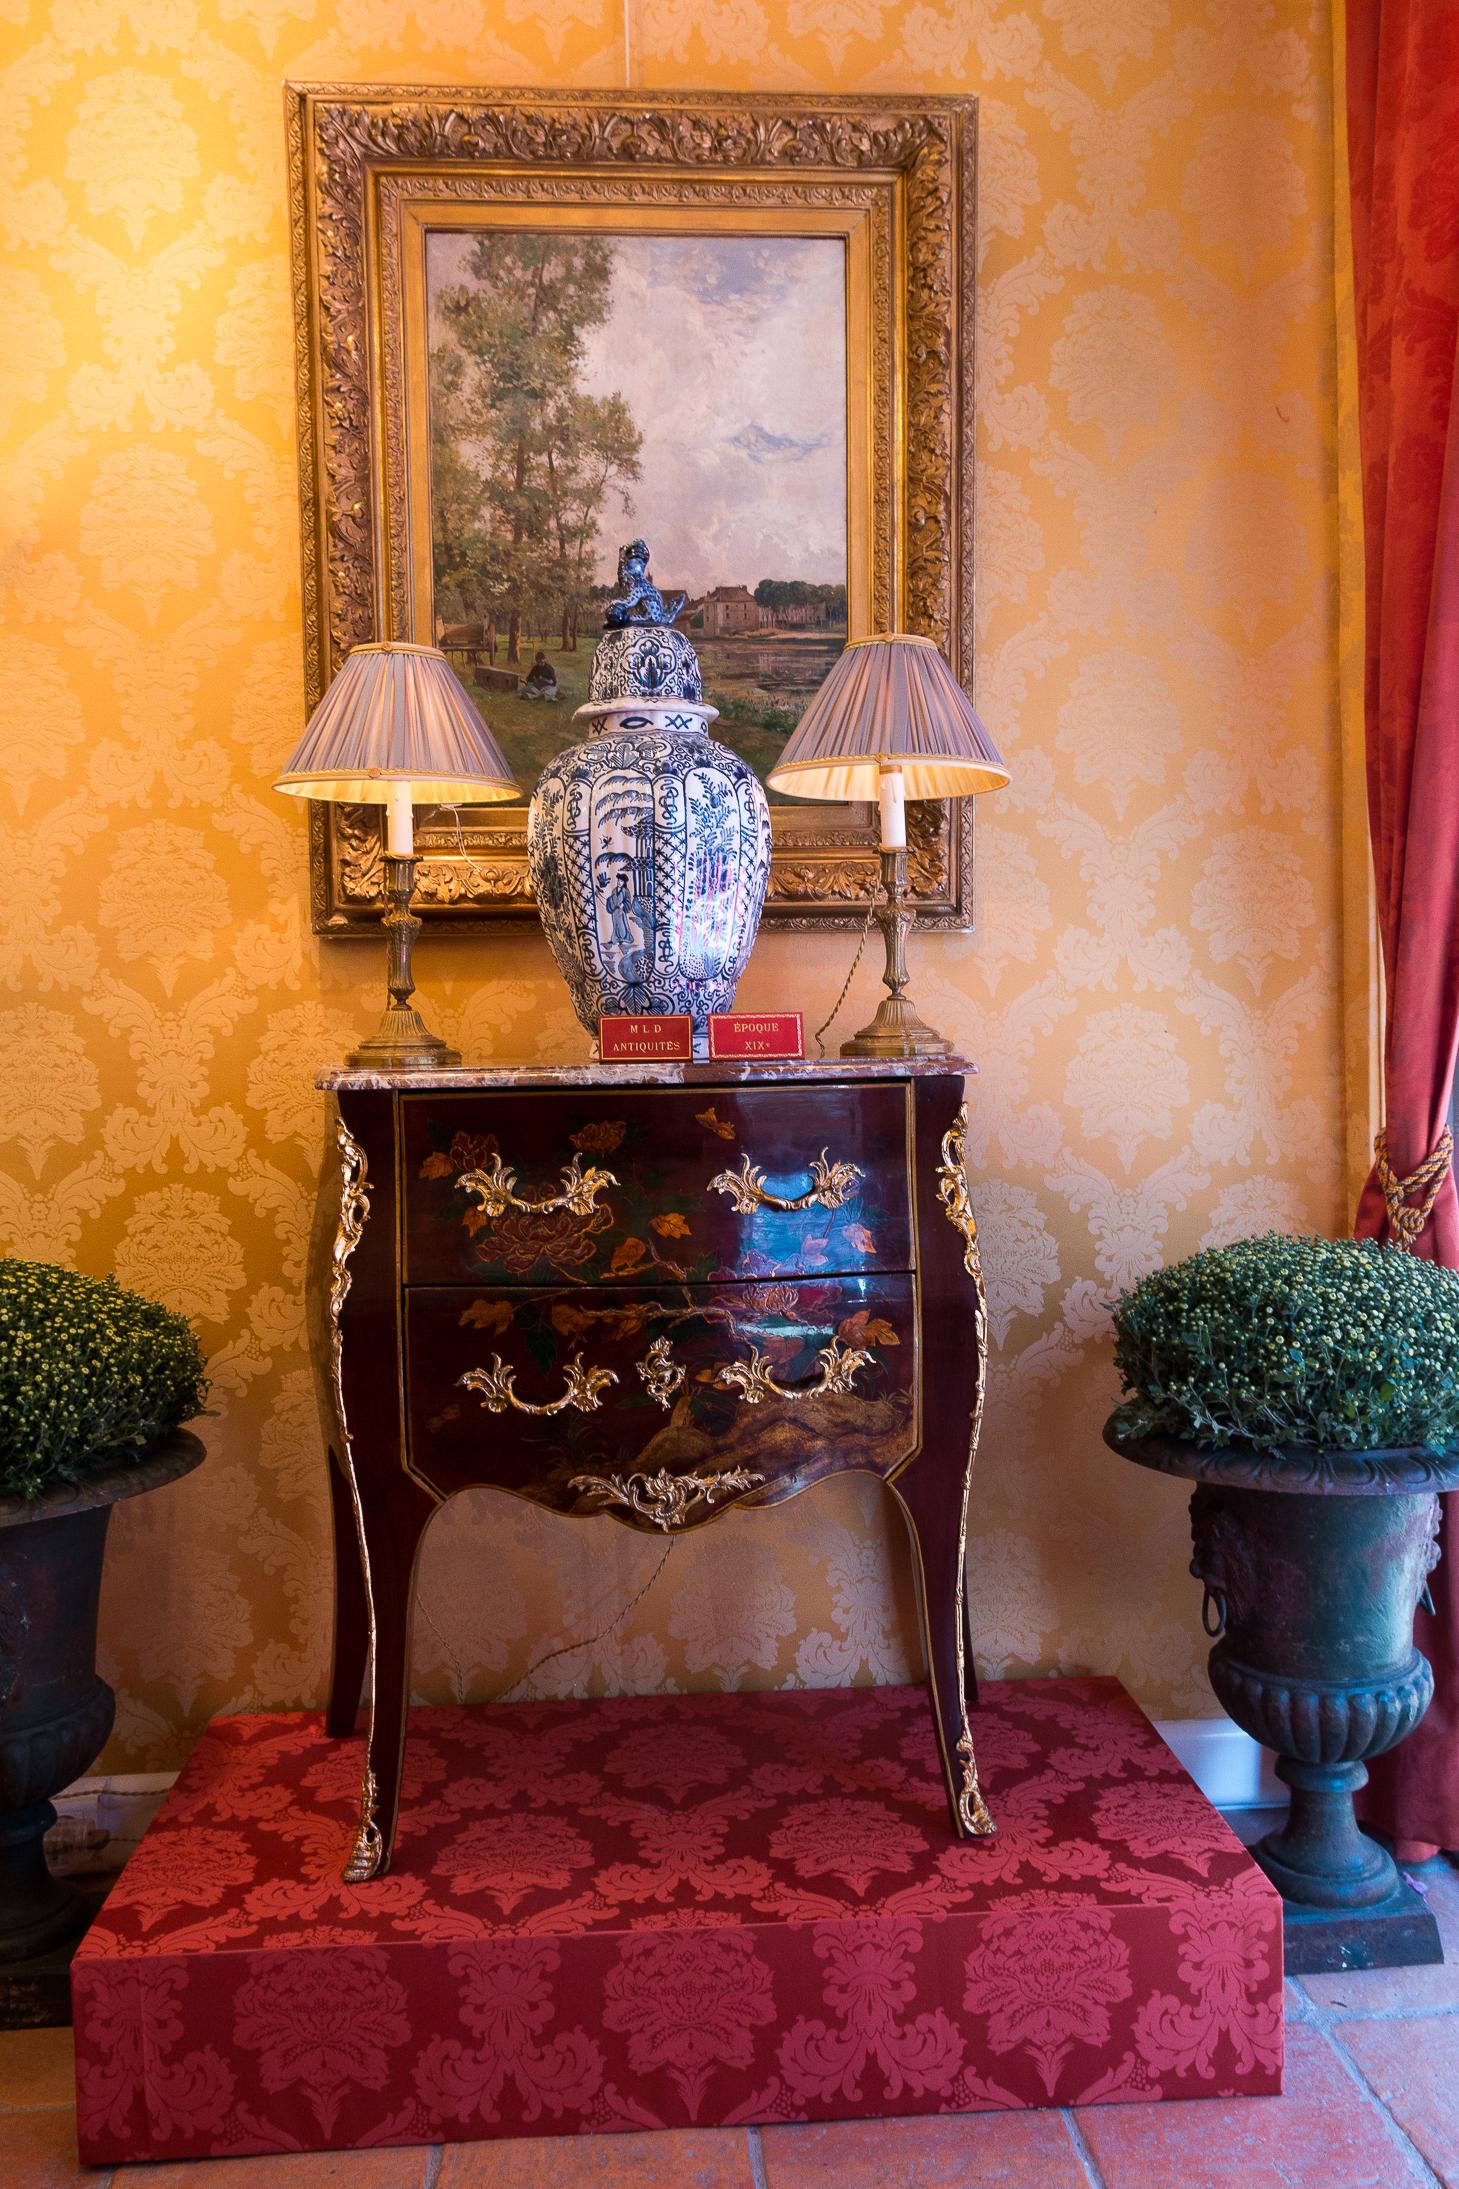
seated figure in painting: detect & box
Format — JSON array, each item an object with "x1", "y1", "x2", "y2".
[
  {"x1": 522, "y1": 650, "x2": 560, "y2": 702},
  {"x1": 605, "y1": 539, "x2": 685, "y2": 627}
]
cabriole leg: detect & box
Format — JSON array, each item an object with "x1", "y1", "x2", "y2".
[
  {"x1": 342, "y1": 1483, "x2": 435, "y2": 1882},
  {"x1": 893, "y1": 1463, "x2": 995, "y2": 1839},
  {"x1": 324, "y1": 1445, "x2": 369, "y2": 1739}
]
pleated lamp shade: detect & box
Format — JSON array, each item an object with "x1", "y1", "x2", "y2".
[
  {"x1": 766, "y1": 633, "x2": 1008, "y2": 802},
  {"x1": 274, "y1": 643, "x2": 518, "y2": 806}
]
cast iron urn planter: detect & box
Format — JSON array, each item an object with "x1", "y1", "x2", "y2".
[
  {"x1": 1105, "y1": 1424, "x2": 1459, "y2": 1974},
  {"x1": 0, "y1": 1430, "x2": 204, "y2": 1967}
]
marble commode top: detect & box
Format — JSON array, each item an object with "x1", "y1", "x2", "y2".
[{"x1": 318, "y1": 1055, "x2": 973, "y2": 1091}]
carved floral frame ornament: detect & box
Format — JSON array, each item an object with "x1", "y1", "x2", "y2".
[{"x1": 288, "y1": 84, "x2": 979, "y2": 933}]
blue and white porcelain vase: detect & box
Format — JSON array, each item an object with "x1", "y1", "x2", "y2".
[{"x1": 528, "y1": 541, "x2": 772, "y2": 1059}]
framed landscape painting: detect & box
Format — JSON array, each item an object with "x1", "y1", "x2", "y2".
[{"x1": 289, "y1": 87, "x2": 978, "y2": 930}]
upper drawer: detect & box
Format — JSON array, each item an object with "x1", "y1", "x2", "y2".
[{"x1": 401, "y1": 1083, "x2": 912, "y2": 1286}]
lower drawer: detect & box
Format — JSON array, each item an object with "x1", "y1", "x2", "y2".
[{"x1": 404, "y1": 1277, "x2": 918, "y2": 1527}]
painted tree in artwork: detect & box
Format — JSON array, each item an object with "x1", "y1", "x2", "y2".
[
  {"x1": 430, "y1": 343, "x2": 511, "y2": 633},
  {"x1": 431, "y1": 235, "x2": 642, "y2": 660}
]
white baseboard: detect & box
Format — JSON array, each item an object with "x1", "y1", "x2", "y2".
[{"x1": 1154, "y1": 1716, "x2": 1283, "y2": 1810}]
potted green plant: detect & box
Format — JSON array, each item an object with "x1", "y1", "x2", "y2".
[
  {"x1": 0, "y1": 1258, "x2": 206, "y2": 1964},
  {"x1": 1104, "y1": 1233, "x2": 1459, "y2": 1973}
]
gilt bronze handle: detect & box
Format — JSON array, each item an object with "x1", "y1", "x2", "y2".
[
  {"x1": 636, "y1": 1336, "x2": 686, "y2": 1410},
  {"x1": 458, "y1": 1153, "x2": 617, "y2": 1221},
  {"x1": 459, "y1": 1351, "x2": 618, "y2": 1416},
  {"x1": 708, "y1": 1148, "x2": 863, "y2": 1214},
  {"x1": 714, "y1": 1336, "x2": 873, "y2": 1406},
  {"x1": 568, "y1": 1465, "x2": 766, "y2": 1529}
]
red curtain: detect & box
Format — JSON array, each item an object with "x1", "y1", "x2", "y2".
[{"x1": 1347, "y1": 0, "x2": 1459, "y2": 1853}]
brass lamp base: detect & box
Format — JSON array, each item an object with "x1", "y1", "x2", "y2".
[
  {"x1": 841, "y1": 999, "x2": 951, "y2": 1059},
  {"x1": 346, "y1": 1009, "x2": 460, "y2": 1071},
  {"x1": 346, "y1": 852, "x2": 460, "y2": 1071},
  {"x1": 840, "y1": 847, "x2": 952, "y2": 1061}
]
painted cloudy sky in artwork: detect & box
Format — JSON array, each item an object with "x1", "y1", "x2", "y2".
[{"x1": 429, "y1": 230, "x2": 848, "y2": 596}]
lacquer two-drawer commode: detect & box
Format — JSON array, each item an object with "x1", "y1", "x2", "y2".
[{"x1": 312, "y1": 1057, "x2": 994, "y2": 1879}]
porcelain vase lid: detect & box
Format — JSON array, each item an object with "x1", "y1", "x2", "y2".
[{"x1": 584, "y1": 538, "x2": 706, "y2": 709}]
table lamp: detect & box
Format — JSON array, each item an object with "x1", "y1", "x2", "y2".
[
  {"x1": 767, "y1": 634, "x2": 1008, "y2": 1058},
  {"x1": 274, "y1": 642, "x2": 519, "y2": 1068}
]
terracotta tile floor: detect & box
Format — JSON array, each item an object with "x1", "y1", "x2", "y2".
[{"x1": 5, "y1": 1852, "x2": 1457, "y2": 2189}]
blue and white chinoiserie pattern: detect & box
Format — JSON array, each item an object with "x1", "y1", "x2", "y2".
[
  {"x1": 528, "y1": 540, "x2": 772, "y2": 1056},
  {"x1": 527, "y1": 547, "x2": 774, "y2": 1059},
  {"x1": 528, "y1": 698, "x2": 772, "y2": 1058},
  {"x1": 588, "y1": 623, "x2": 703, "y2": 705}
]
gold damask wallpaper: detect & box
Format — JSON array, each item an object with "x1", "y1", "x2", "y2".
[{"x1": 1, "y1": 0, "x2": 1344, "y2": 1765}]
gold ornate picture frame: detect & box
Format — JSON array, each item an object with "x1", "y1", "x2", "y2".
[{"x1": 288, "y1": 85, "x2": 978, "y2": 933}]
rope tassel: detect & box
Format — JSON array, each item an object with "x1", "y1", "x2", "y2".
[{"x1": 1374, "y1": 1125, "x2": 1453, "y2": 1250}]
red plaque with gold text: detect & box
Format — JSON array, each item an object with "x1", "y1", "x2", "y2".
[
  {"x1": 598, "y1": 1014, "x2": 693, "y2": 1060},
  {"x1": 708, "y1": 1012, "x2": 804, "y2": 1060}
]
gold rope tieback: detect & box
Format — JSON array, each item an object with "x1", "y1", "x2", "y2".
[{"x1": 1374, "y1": 1125, "x2": 1454, "y2": 1250}]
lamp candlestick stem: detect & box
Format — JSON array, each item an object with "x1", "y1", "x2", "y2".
[
  {"x1": 877, "y1": 766, "x2": 906, "y2": 850},
  {"x1": 385, "y1": 782, "x2": 415, "y2": 859},
  {"x1": 839, "y1": 846, "x2": 952, "y2": 1060},
  {"x1": 345, "y1": 841, "x2": 460, "y2": 1070}
]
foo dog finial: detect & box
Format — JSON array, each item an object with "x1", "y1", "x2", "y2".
[{"x1": 605, "y1": 539, "x2": 685, "y2": 628}]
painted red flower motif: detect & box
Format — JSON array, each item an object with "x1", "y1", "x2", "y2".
[
  {"x1": 570, "y1": 1118, "x2": 626, "y2": 1154},
  {"x1": 435, "y1": 1814, "x2": 592, "y2": 1910},
  {"x1": 963, "y1": 1909, "x2": 1132, "y2": 2096},
  {"x1": 474, "y1": 1204, "x2": 612, "y2": 1275},
  {"x1": 232, "y1": 1946, "x2": 411, "y2": 2135},
  {"x1": 603, "y1": 1930, "x2": 776, "y2": 2114},
  {"x1": 769, "y1": 1798, "x2": 913, "y2": 1894},
  {"x1": 448, "y1": 1130, "x2": 498, "y2": 1172}
]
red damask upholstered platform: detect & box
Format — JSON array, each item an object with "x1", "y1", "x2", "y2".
[{"x1": 71, "y1": 1678, "x2": 1283, "y2": 2162}]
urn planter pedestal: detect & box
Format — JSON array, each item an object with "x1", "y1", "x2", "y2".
[
  {"x1": 1106, "y1": 1426, "x2": 1459, "y2": 1974},
  {"x1": 0, "y1": 1430, "x2": 204, "y2": 2025}
]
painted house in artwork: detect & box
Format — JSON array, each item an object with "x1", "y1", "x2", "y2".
[{"x1": 690, "y1": 584, "x2": 765, "y2": 634}]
